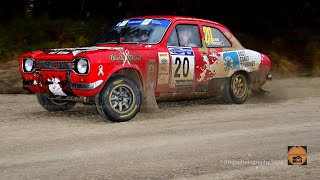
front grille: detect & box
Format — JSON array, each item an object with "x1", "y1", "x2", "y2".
[{"x1": 34, "y1": 61, "x2": 74, "y2": 70}]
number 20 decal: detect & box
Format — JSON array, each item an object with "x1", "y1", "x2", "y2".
[
  {"x1": 168, "y1": 47, "x2": 195, "y2": 87},
  {"x1": 174, "y1": 57, "x2": 189, "y2": 78},
  {"x1": 171, "y1": 55, "x2": 195, "y2": 83}
]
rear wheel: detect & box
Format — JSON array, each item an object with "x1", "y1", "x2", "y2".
[
  {"x1": 96, "y1": 75, "x2": 141, "y2": 122},
  {"x1": 36, "y1": 93, "x2": 76, "y2": 111},
  {"x1": 222, "y1": 72, "x2": 250, "y2": 104}
]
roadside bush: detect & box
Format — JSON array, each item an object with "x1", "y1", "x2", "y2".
[
  {"x1": 306, "y1": 40, "x2": 320, "y2": 76},
  {"x1": 267, "y1": 51, "x2": 299, "y2": 77},
  {"x1": 0, "y1": 16, "x2": 110, "y2": 62}
]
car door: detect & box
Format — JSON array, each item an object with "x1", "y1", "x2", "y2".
[
  {"x1": 165, "y1": 23, "x2": 204, "y2": 95},
  {"x1": 197, "y1": 23, "x2": 234, "y2": 95}
]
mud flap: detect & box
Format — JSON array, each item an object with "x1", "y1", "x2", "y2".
[{"x1": 140, "y1": 61, "x2": 160, "y2": 113}]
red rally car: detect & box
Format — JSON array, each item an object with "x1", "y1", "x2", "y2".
[{"x1": 19, "y1": 15, "x2": 272, "y2": 122}]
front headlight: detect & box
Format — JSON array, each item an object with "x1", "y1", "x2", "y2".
[
  {"x1": 76, "y1": 59, "x2": 89, "y2": 74},
  {"x1": 24, "y1": 58, "x2": 34, "y2": 72}
]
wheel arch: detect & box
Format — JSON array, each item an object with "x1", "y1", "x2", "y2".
[
  {"x1": 112, "y1": 68, "x2": 144, "y2": 92},
  {"x1": 228, "y1": 69, "x2": 250, "y2": 81},
  {"x1": 224, "y1": 69, "x2": 252, "y2": 89},
  {"x1": 103, "y1": 66, "x2": 144, "y2": 93}
]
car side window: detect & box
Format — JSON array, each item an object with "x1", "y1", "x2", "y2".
[
  {"x1": 203, "y1": 26, "x2": 231, "y2": 48},
  {"x1": 166, "y1": 25, "x2": 202, "y2": 47},
  {"x1": 176, "y1": 25, "x2": 202, "y2": 47},
  {"x1": 166, "y1": 29, "x2": 179, "y2": 46}
]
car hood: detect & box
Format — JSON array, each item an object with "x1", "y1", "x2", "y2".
[{"x1": 30, "y1": 46, "x2": 124, "y2": 61}]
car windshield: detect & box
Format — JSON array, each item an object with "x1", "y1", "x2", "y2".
[{"x1": 95, "y1": 18, "x2": 171, "y2": 44}]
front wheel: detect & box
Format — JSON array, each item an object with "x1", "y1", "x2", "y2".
[
  {"x1": 96, "y1": 75, "x2": 141, "y2": 122},
  {"x1": 222, "y1": 72, "x2": 250, "y2": 104},
  {"x1": 36, "y1": 93, "x2": 76, "y2": 111}
]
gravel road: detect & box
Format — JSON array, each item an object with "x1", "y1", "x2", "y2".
[{"x1": 0, "y1": 77, "x2": 319, "y2": 180}]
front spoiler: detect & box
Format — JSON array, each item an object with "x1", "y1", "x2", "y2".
[{"x1": 23, "y1": 79, "x2": 104, "y2": 91}]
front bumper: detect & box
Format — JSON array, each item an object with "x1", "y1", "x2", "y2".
[
  {"x1": 22, "y1": 70, "x2": 104, "y2": 97},
  {"x1": 71, "y1": 80, "x2": 103, "y2": 90}
]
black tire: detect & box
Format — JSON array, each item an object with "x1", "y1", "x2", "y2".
[
  {"x1": 36, "y1": 93, "x2": 76, "y2": 111},
  {"x1": 222, "y1": 72, "x2": 250, "y2": 104},
  {"x1": 96, "y1": 75, "x2": 141, "y2": 122}
]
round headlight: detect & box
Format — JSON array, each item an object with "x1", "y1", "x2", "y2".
[
  {"x1": 77, "y1": 59, "x2": 88, "y2": 74},
  {"x1": 24, "y1": 58, "x2": 33, "y2": 72}
]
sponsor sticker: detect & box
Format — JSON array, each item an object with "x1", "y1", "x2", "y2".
[
  {"x1": 157, "y1": 52, "x2": 170, "y2": 85},
  {"x1": 222, "y1": 51, "x2": 240, "y2": 71}
]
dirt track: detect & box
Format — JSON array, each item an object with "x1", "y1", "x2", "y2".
[{"x1": 0, "y1": 77, "x2": 320, "y2": 180}]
